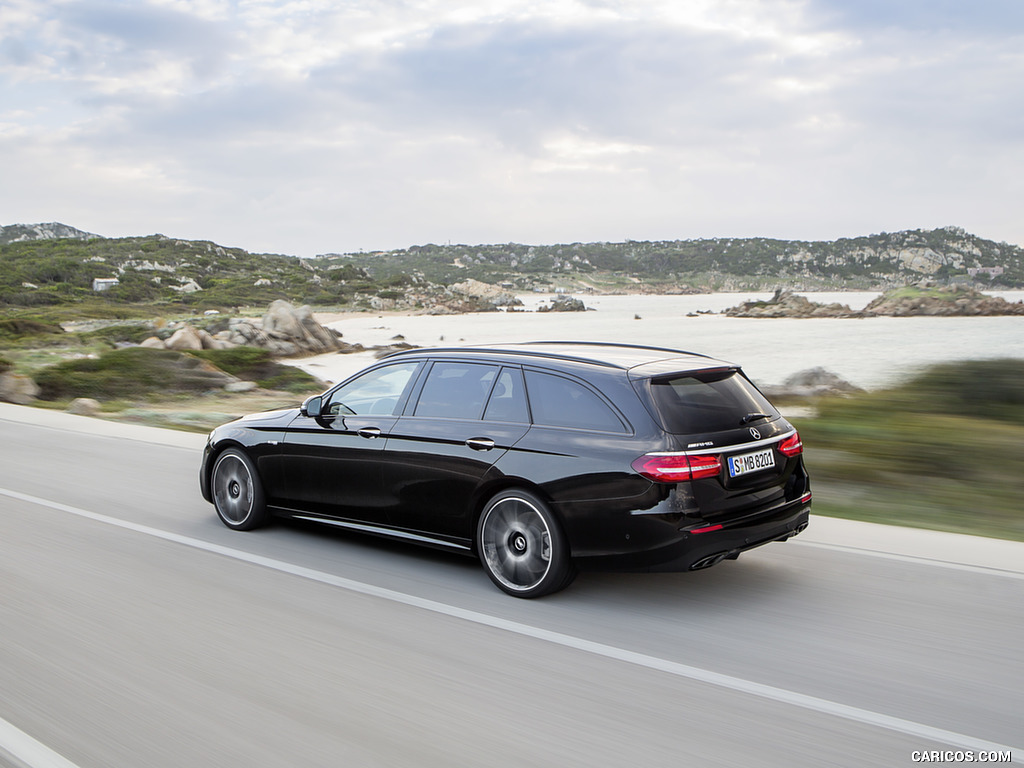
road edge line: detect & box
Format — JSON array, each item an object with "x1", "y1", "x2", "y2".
[
  {"x1": 2, "y1": 485, "x2": 1022, "y2": 763},
  {"x1": 0, "y1": 716, "x2": 82, "y2": 768}
]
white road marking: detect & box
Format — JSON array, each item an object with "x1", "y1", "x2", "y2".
[
  {"x1": 0, "y1": 716, "x2": 82, "y2": 768},
  {"x1": 2, "y1": 486, "x2": 1022, "y2": 764},
  {"x1": 793, "y1": 540, "x2": 1024, "y2": 580}
]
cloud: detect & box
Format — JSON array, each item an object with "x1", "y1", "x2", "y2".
[
  {"x1": 1, "y1": 0, "x2": 1022, "y2": 253},
  {"x1": 806, "y1": 0, "x2": 1024, "y2": 35}
]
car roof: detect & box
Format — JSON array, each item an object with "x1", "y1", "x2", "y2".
[{"x1": 386, "y1": 341, "x2": 737, "y2": 375}]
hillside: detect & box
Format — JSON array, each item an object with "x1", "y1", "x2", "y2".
[
  {"x1": 2, "y1": 224, "x2": 1021, "y2": 320},
  {"x1": 324, "y1": 226, "x2": 1024, "y2": 292},
  {"x1": 0, "y1": 222, "x2": 98, "y2": 244},
  {"x1": 0, "y1": 231, "x2": 375, "y2": 314}
]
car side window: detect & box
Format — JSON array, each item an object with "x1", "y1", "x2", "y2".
[
  {"x1": 414, "y1": 362, "x2": 499, "y2": 419},
  {"x1": 524, "y1": 370, "x2": 626, "y2": 432},
  {"x1": 483, "y1": 367, "x2": 529, "y2": 423},
  {"x1": 325, "y1": 362, "x2": 420, "y2": 416}
]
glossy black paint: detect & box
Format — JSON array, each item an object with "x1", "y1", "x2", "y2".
[{"x1": 200, "y1": 342, "x2": 811, "y2": 574}]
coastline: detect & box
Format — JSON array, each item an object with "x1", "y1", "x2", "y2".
[{"x1": 293, "y1": 291, "x2": 1024, "y2": 388}]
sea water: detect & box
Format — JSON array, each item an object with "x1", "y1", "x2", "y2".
[{"x1": 296, "y1": 291, "x2": 1024, "y2": 390}]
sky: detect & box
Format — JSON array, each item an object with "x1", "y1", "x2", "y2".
[{"x1": 1, "y1": 0, "x2": 1022, "y2": 257}]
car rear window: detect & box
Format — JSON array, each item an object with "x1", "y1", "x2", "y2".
[
  {"x1": 525, "y1": 370, "x2": 626, "y2": 432},
  {"x1": 646, "y1": 369, "x2": 779, "y2": 434}
]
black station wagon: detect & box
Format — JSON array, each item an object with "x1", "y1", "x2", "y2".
[{"x1": 200, "y1": 342, "x2": 811, "y2": 597}]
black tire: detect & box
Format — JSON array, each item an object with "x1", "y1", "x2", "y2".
[
  {"x1": 211, "y1": 448, "x2": 267, "y2": 531},
  {"x1": 476, "y1": 489, "x2": 577, "y2": 598}
]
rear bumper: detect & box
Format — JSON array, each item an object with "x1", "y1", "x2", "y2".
[{"x1": 575, "y1": 496, "x2": 811, "y2": 573}]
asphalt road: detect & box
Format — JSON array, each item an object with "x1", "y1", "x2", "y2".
[{"x1": 1, "y1": 407, "x2": 1021, "y2": 767}]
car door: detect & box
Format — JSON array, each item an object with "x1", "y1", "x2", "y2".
[
  {"x1": 278, "y1": 360, "x2": 422, "y2": 523},
  {"x1": 380, "y1": 363, "x2": 531, "y2": 542}
]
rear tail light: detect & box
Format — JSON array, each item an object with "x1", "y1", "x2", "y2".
[
  {"x1": 777, "y1": 432, "x2": 803, "y2": 457},
  {"x1": 689, "y1": 523, "x2": 723, "y2": 534},
  {"x1": 631, "y1": 453, "x2": 722, "y2": 483}
]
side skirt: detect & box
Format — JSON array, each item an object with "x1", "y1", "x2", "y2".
[{"x1": 269, "y1": 506, "x2": 473, "y2": 553}]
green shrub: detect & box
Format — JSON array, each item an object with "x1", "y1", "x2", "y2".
[
  {"x1": 190, "y1": 346, "x2": 272, "y2": 372},
  {"x1": 904, "y1": 359, "x2": 1024, "y2": 423},
  {"x1": 0, "y1": 317, "x2": 68, "y2": 348},
  {"x1": 0, "y1": 317, "x2": 65, "y2": 339},
  {"x1": 35, "y1": 347, "x2": 234, "y2": 400},
  {"x1": 77, "y1": 323, "x2": 155, "y2": 346},
  {"x1": 801, "y1": 358, "x2": 1024, "y2": 540},
  {"x1": 189, "y1": 347, "x2": 321, "y2": 393}
]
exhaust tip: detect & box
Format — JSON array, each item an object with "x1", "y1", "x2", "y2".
[{"x1": 690, "y1": 552, "x2": 728, "y2": 571}]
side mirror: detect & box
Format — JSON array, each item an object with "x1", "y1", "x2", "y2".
[{"x1": 300, "y1": 395, "x2": 323, "y2": 418}]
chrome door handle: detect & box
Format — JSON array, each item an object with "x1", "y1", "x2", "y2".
[
  {"x1": 465, "y1": 437, "x2": 495, "y2": 451},
  {"x1": 357, "y1": 427, "x2": 382, "y2": 439}
]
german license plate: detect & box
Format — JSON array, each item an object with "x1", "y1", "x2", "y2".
[{"x1": 728, "y1": 448, "x2": 775, "y2": 477}]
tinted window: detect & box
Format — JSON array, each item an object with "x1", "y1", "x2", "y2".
[
  {"x1": 483, "y1": 367, "x2": 529, "y2": 423},
  {"x1": 414, "y1": 362, "x2": 498, "y2": 419},
  {"x1": 648, "y1": 370, "x2": 779, "y2": 433},
  {"x1": 525, "y1": 370, "x2": 625, "y2": 432},
  {"x1": 327, "y1": 362, "x2": 419, "y2": 416}
]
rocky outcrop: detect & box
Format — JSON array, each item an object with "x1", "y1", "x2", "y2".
[
  {"x1": 449, "y1": 278, "x2": 522, "y2": 308},
  {"x1": 258, "y1": 300, "x2": 344, "y2": 355},
  {"x1": 0, "y1": 222, "x2": 98, "y2": 244},
  {"x1": 725, "y1": 285, "x2": 1024, "y2": 318},
  {"x1": 200, "y1": 300, "x2": 344, "y2": 356},
  {"x1": 169, "y1": 278, "x2": 203, "y2": 293},
  {"x1": 725, "y1": 290, "x2": 863, "y2": 318},
  {"x1": 162, "y1": 325, "x2": 231, "y2": 351},
  {"x1": 863, "y1": 284, "x2": 1024, "y2": 316},
  {"x1": 538, "y1": 295, "x2": 589, "y2": 312},
  {"x1": 424, "y1": 297, "x2": 506, "y2": 314},
  {"x1": 414, "y1": 280, "x2": 524, "y2": 314},
  {"x1": 140, "y1": 301, "x2": 345, "y2": 357}
]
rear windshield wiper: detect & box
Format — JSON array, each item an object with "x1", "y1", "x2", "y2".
[{"x1": 740, "y1": 412, "x2": 771, "y2": 425}]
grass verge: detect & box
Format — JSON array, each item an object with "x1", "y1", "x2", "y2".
[{"x1": 796, "y1": 359, "x2": 1024, "y2": 541}]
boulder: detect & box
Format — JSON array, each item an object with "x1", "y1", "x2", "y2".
[
  {"x1": 197, "y1": 328, "x2": 233, "y2": 350},
  {"x1": 139, "y1": 336, "x2": 165, "y2": 349},
  {"x1": 66, "y1": 397, "x2": 101, "y2": 416},
  {"x1": 165, "y1": 325, "x2": 204, "y2": 351},
  {"x1": 0, "y1": 372, "x2": 39, "y2": 405},
  {"x1": 263, "y1": 299, "x2": 306, "y2": 339},
  {"x1": 172, "y1": 278, "x2": 203, "y2": 293},
  {"x1": 261, "y1": 300, "x2": 344, "y2": 355},
  {"x1": 226, "y1": 318, "x2": 269, "y2": 347},
  {"x1": 224, "y1": 381, "x2": 258, "y2": 393}
]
